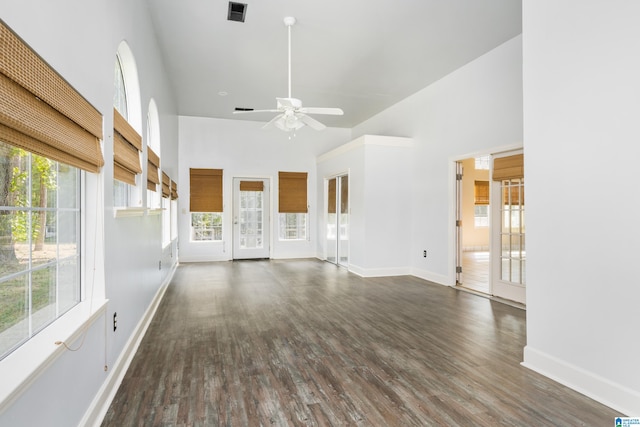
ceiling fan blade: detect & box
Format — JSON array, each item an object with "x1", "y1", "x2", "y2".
[
  {"x1": 299, "y1": 114, "x2": 326, "y2": 131},
  {"x1": 299, "y1": 107, "x2": 344, "y2": 116},
  {"x1": 233, "y1": 109, "x2": 280, "y2": 114},
  {"x1": 262, "y1": 113, "x2": 284, "y2": 129}
]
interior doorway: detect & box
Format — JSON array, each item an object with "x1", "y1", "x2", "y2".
[
  {"x1": 232, "y1": 177, "x2": 270, "y2": 259},
  {"x1": 455, "y1": 157, "x2": 491, "y2": 294},
  {"x1": 326, "y1": 174, "x2": 349, "y2": 267}
]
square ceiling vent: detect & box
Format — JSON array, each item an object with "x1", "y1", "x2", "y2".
[{"x1": 227, "y1": 2, "x2": 247, "y2": 22}]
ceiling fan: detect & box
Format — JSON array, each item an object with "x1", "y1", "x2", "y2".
[{"x1": 233, "y1": 16, "x2": 344, "y2": 132}]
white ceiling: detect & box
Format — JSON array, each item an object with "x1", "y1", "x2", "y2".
[{"x1": 145, "y1": 0, "x2": 522, "y2": 129}]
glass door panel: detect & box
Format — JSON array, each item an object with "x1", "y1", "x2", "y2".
[{"x1": 233, "y1": 178, "x2": 270, "y2": 259}]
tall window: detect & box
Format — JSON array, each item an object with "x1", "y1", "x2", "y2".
[
  {"x1": 0, "y1": 21, "x2": 103, "y2": 359},
  {"x1": 0, "y1": 145, "x2": 80, "y2": 359},
  {"x1": 278, "y1": 172, "x2": 308, "y2": 240},
  {"x1": 190, "y1": 168, "x2": 223, "y2": 242}
]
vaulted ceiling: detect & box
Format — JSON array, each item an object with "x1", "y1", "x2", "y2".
[{"x1": 145, "y1": 0, "x2": 522, "y2": 128}]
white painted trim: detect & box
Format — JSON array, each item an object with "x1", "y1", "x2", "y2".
[
  {"x1": 522, "y1": 346, "x2": 640, "y2": 416},
  {"x1": 81, "y1": 262, "x2": 177, "y2": 427},
  {"x1": 179, "y1": 255, "x2": 231, "y2": 263},
  {"x1": 113, "y1": 207, "x2": 146, "y2": 218},
  {"x1": 0, "y1": 299, "x2": 108, "y2": 413},
  {"x1": 410, "y1": 268, "x2": 451, "y2": 287},
  {"x1": 316, "y1": 135, "x2": 413, "y2": 164},
  {"x1": 348, "y1": 264, "x2": 411, "y2": 278}
]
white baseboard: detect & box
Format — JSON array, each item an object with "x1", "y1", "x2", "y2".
[
  {"x1": 522, "y1": 345, "x2": 640, "y2": 416},
  {"x1": 348, "y1": 264, "x2": 411, "y2": 278},
  {"x1": 409, "y1": 268, "x2": 451, "y2": 287},
  {"x1": 80, "y1": 261, "x2": 178, "y2": 427},
  {"x1": 179, "y1": 255, "x2": 230, "y2": 263}
]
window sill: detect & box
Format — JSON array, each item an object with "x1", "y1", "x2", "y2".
[
  {"x1": 147, "y1": 208, "x2": 163, "y2": 216},
  {"x1": 0, "y1": 299, "x2": 108, "y2": 413},
  {"x1": 113, "y1": 207, "x2": 146, "y2": 218}
]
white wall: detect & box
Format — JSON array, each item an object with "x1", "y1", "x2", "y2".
[
  {"x1": 316, "y1": 136, "x2": 414, "y2": 276},
  {"x1": 522, "y1": 0, "x2": 640, "y2": 415},
  {"x1": 0, "y1": 0, "x2": 179, "y2": 425},
  {"x1": 351, "y1": 35, "x2": 523, "y2": 285},
  {"x1": 178, "y1": 116, "x2": 351, "y2": 262}
]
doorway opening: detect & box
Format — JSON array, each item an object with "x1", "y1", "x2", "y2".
[{"x1": 456, "y1": 156, "x2": 491, "y2": 294}]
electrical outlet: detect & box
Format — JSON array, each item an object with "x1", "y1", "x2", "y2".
[
  {"x1": 423, "y1": 250, "x2": 427, "y2": 258},
  {"x1": 113, "y1": 312, "x2": 117, "y2": 332}
]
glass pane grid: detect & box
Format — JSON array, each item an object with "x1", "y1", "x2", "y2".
[
  {"x1": 500, "y1": 178, "x2": 525, "y2": 286},
  {"x1": 0, "y1": 144, "x2": 80, "y2": 360},
  {"x1": 239, "y1": 191, "x2": 263, "y2": 249}
]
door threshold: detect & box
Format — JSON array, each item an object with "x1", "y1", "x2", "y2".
[{"x1": 455, "y1": 285, "x2": 525, "y2": 310}]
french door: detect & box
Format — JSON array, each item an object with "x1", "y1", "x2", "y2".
[
  {"x1": 491, "y1": 153, "x2": 525, "y2": 304},
  {"x1": 326, "y1": 174, "x2": 349, "y2": 267},
  {"x1": 233, "y1": 178, "x2": 270, "y2": 259}
]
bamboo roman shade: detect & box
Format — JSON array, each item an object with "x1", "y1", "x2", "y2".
[
  {"x1": 162, "y1": 172, "x2": 171, "y2": 198},
  {"x1": 279, "y1": 172, "x2": 308, "y2": 213},
  {"x1": 474, "y1": 181, "x2": 489, "y2": 205},
  {"x1": 0, "y1": 21, "x2": 104, "y2": 172},
  {"x1": 147, "y1": 147, "x2": 160, "y2": 191},
  {"x1": 493, "y1": 154, "x2": 524, "y2": 181},
  {"x1": 171, "y1": 180, "x2": 178, "y2": 200},
  {"x1": 113, "y1": 108, "x2": 142, "y2": 185},
  {"x1": 190, "y1": 168, "x2": 223, "y2": 212},
  {"x1": 240, "y1": 181, "x2": 263, "y2": 192},
  {"x1": 327, "y1": 179, "x2": 336, "y2": 214}
]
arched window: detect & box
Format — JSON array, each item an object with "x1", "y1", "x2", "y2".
[{"x1": 113, "y1": 42, "x2": 142, "y2": 209}]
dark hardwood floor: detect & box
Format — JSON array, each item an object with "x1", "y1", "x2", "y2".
[{"x1": 102, "y1": 259, "x2": 617, "y2": 426}]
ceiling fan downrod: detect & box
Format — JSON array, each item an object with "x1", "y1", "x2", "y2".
[{"x1": 284, "y1": 16, "x2": 296, "y2": 100}]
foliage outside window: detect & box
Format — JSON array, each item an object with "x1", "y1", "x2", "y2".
[
  {"x1": 279, "y1": 213, "x2": 307, "y2": 240},
  {"x1": 0, "y1": 142, "x2": 80, "y2": 360},
  {"x1": 191, "y1": 212, "x2": 222, "y2": 241}
]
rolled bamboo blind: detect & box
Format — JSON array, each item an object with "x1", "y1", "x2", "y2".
[
  {"x1": 278, "y1": 172, "x2": 308, "y2": 213},
  {"x1": 240, "y1": 180, "x2": 263, "y2": 192},
  {"x1": 171, "y1": 180, "x2": 178, "y2": 200},
  {"x1": 190, "y1": 168, "x2": 223, "y2": 212},
  {"x1": 474, "y1": 180, "x2": 489, "y2": 205},
  {"x1": 113, "y1": 108, "x2": 142, "y2": 185},
  {"x1": 327, "y1": 178, "x2": 336, "y2": 214},
  {"x1": 0, "y1": 21, "x2": 103, "y2": 172},
  {"x1": 162, "y1": 172, "x2": 170, "y2": 198},
  {"x1": 147, "y1": 147, "x2": 160, "y2": 191},
  {"x1": 492, "y1": 154, "x2": 524, "y2": 181}
]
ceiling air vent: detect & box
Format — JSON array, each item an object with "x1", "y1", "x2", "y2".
[
  {"x1": 227, "y1": 2, "x2": 247, "y2": 23},
  {"x1": 234, "y1": 107, "x2": 254, "y2": 112}
]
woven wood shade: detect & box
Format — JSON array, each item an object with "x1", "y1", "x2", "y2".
[
  {"x1": 493, "y1": 154, "x2": 524, "y2": 181},
  {"x1": 162, "y1": 172, "x2": 170, "y2": 198},
  {"x1": 190, "y1": 168, "x2": 223, "y2": 212},
  {"x1": 113, "y1": 108, "x2": 142, "y2": 185},
  {"x1": 279, "y1": 172, "x2": 308, "y2": 213},
  {"x1": 240, "y1": 181, "x2": 263, "y2": 192},
  {"x1": 327, "y1": 178, "x2": 336, "y2": 214},
  {"x1": 147, "y1": 147, "x2": 160, "y2": 191},
  {"x1": 0, "y1": 21, "x2": 103, "y2": 172},
  {"x1": 474, "y1": 180, "x2": 489, "y2": 205},
  {"x1": 171, "y1": 180, "x2": 178, "y2": 200}
]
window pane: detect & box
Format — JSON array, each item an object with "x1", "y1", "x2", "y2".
[
  {"x1": 0, "y1": 145, "x2": 81, "y2": 360},
  {"x1": 191, "y1": 212, "x2": 222, "y2": 241},
  {"x1": 0, "y1": 274, "x2": 29, "y2": 356}
]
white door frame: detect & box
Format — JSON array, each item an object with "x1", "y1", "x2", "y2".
[{"x1": 232, "y1": 177, "x2": 271, "y2": 259}]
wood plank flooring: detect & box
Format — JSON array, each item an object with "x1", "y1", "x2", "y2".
[{"x1": 101, "y1": 259, "x2": 618, "y2": 426}]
